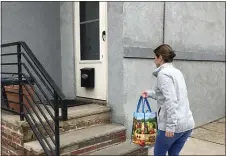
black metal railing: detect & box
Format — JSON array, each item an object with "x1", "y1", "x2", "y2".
[{"x1": 1, "y1": 41, "x2": 67, "y2": 156}]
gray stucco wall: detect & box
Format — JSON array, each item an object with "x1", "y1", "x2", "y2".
[
  {"x1": 60, "y1": 2, "x2": 75, "y2": 99},
  {"x1": 108, "y1": 2, "x2": 225, "y2": 138},
  {"x1": 122, "y1": 2, "x2": 164, "y2": 136},
  {"x1": 123, "y1": 60, "x2": 225, "y2": 138},
  {"x1": 123, "y1": 2, "x2": 164, "y2": 48},
  {"x1": 1, "y1": 2, "x2": 62, "y2": 89},
  {"x1": 107, "y1": 2, "x2": 125, "y2": 125},
  {"x1": 165, "y1": 2, "x2": 225, "y2": 54}
]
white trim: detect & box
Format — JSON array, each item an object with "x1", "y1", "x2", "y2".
[
  {"x1": 80, "y1": 19, "x2": 99, "y2": 25},
  {"x1": 72, "y1": 2, "x2": 77, "y2": 97},
  {"x1": 74, "y1": 1, "x2": 80, "y2": 71},
  {"x1": 73, "y1": 2, "x2": 108, "y2": 101},
  {"x1": 79, "y1": 60, "x2": 102, "y2": 64},
  {"x1": 101, "y1": 2, "x2": 108, "y2": 101}
]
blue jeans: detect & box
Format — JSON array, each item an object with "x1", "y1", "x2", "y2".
[{"x1": 154, "y1": 129, "x2": 192, "y2": 156}]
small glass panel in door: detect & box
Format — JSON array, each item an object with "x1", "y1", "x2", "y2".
[{"x1": 80, "y1": 2, "x2": 100, "y2": 60}]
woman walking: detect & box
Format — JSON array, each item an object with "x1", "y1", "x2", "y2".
[{"x1": 142, "y1": 44, "x2": 195, "y2": 156}]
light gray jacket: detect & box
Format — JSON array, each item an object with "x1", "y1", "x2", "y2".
[{"x1": 146, "y1": 63, "x2": 195, "y2": 133}]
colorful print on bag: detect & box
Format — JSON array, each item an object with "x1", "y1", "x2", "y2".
[{"x1": 131, "y1": 96, "x2": 157, "y2": 147}]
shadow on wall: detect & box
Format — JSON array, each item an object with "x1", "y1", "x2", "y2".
[{"x1": 2, "y1": 2, "x2": 62, "y2": 89}]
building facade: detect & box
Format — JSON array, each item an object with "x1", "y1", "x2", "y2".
[{"x1": 2, "y1": 1, "x2": 225, "y2": 138}]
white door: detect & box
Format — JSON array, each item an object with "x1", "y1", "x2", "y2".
[{"x1": 74, "y1": 2, "x2": 108, "y2": 100}]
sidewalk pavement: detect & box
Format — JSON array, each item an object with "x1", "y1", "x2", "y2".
[{"x1": 148, "y1": 117, "x2": 225, "y2": 155}]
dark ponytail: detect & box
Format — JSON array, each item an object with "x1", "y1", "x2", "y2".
[{"x1": 154, "y1": 44, "x2": 176, "y2": 62}]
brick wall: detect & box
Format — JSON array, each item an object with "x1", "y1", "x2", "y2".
[
  {"x1": 1, "y1": 121, "x2": 25, "y2": 155},
  {"x1": 1, "y1": 120, "x2": 147, "y2": 156},
  {"x1": 69, "y1": 130, "x2": 126, "y2": 155}
]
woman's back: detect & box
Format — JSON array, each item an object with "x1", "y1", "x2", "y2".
[
  {"x1": 156, "y1": 64, "x2": 195, "y2": 133},
  {"x1": 143, "y1": 44, "x2": 195, "y2": 156}
]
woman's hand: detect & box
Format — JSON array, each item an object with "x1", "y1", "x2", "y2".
[
  {"x1": 165, "y1": 130, "x2": 174, "y2": 137},
  {"x1": 142, "y1": 91, "x2": 148, "y2": 98}
]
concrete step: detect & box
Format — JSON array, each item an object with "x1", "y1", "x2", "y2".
[
  {"x1": 59, "y1": 104, "x2": 111, "y2": 132},
  {"x1": 86, "y1": 141, "x2": 148, "y2": 155},
  {"x1": 2, "y1": 104, "x2": 111, "y2": 142},
  {"x1": 24, "y1": 123, "x2": 126, "y2": 155}
]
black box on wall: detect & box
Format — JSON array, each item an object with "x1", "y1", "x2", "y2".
[{"x1": 80, "y1": 68, "x2": 95, "y2": 88}]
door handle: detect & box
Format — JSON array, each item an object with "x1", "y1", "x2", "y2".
[{"x1": 102, "y1": 31, "x2": 106, "y2": 41}]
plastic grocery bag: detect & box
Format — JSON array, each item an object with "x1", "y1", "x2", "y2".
[{"x1": 131, "y1": 96, "x2": 157, "y2": 147}]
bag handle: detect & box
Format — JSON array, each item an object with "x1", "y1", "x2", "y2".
[
  {"x1": 142, "y1": 97, "x2": 152, "y2": 113},
  {"x1": 136, "y1": 96, "x2": 143, "y2": 112},
  {"x1": 136, "y1": 96, "x2": 152, "y2": 113}
]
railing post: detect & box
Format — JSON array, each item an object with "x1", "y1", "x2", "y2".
[
  {"x1": 61, "y1": 100, "x2": 68, "y2": 121},
  {"x1": 17, "y1": 44, "x2": 24, "y2": 121},
  {"x1": 54, "y1": 91, "x2": 60, "y2": 156}
]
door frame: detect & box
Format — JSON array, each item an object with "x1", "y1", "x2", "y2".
[{"x1": 73, "y1": 2, "x2": 108, "y2": 101}]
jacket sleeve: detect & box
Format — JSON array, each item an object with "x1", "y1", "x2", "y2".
[
  {"x1": 157, "y1": 73, "x2": 178, "y2": 132},
  {"x1": 146, "y1": 87, "x2": 157, "y2": 100}
]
